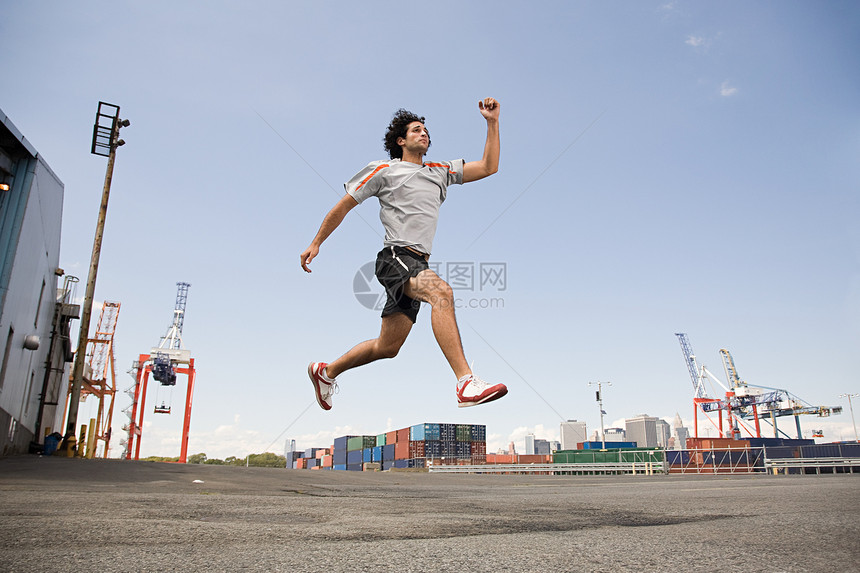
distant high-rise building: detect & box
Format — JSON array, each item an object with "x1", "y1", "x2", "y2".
[
  {"x1": 525, "y1": 433, "x2": 536, "y2": 455},
  {"x1": 560, "y1": 420, "x2": 587, "y2": 450},
  {"x1": 673, "y1": 413, "x2": 690, "y2": 449},
  {"x1": 534, "y1": 439, "x2": 551, "y2": 455},
  {"x1": 656, "y1": 419, "x2": 671, "y2": 448},
  {"x1": 508, "y1": 441, "x2": 517, "y2": 455},
  {"x1": 625, "y1": 414, "x2": 661, "y2": 448}
]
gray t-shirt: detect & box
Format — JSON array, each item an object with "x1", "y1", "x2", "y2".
[{"x1": 345, "y1": 158, "x2": 464, "y2": 255}]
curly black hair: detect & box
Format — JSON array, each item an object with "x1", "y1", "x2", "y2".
[{"x1": 383, "y1": 108, "x2": 430, "y2": 159}]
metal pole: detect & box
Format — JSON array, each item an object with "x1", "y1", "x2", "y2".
[
  {"x1": 66, "y1": 104, "x2": 127, "y2": 438},
  {"x1": 66, "y1": 143, "x2": 117, "y2": 437}
]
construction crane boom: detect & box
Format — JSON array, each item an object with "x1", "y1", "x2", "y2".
[{"x1": 675, "y1": 333, "x2": 709, "y2": 400}]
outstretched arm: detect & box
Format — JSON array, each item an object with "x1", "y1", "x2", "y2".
[
  {"x1": 300, "y1": 193, "x2": 359, "y2": 272},
  {"x1": 463, "y1": 97, "x2": 500, "y2": 183}
]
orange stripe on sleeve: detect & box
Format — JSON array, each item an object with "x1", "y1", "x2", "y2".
[
  {"x1": 354, "y1": 163, "x2": 389, "y2": 193},
  {"x1": 423, "y1": 162, "x2": 456, "y2": 174}
]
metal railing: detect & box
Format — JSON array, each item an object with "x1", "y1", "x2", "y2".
[
  {"x1": 428, "y1": 461, "x2": 663, "y2": 475},
  {"x1": 426, "y1": 446, "x2": 860, "y2": 476}
]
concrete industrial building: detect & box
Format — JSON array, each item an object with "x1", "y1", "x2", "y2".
[
  {"x1": 0, "y1": 109, "x2": 77, "y2": 455},
  {"x1": 560, "y1": 419, "x2": 587, "y2": 450},
  {"x1": 624, "y1": 414, "x2": 666, "y2": 448}
]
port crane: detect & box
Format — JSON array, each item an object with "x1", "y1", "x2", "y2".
[
  {"x1": 121, "y1": 283, "x2": 197, "y2": 462},
  {"x1": 675, "y1": 333, "x2": 841, "y2": 440}
]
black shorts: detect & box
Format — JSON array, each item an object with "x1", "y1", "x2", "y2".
[{"x1": 375, "y1": 246, "x2": 429, "y2": 323}]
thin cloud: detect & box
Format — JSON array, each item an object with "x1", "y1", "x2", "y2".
[
  {"x1": 685, "y1": 35, "x2": 706, "y2": 47},
  {"x1": 721, "y1": 81, "x2": 739, "y2": 97}
]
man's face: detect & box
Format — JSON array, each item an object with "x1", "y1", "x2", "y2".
[{"x1": 398, "y1": 121, "x2": 430, "y2": 155}]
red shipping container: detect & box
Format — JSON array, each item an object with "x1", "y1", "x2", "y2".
[
  {"x1": 409, "y1": 441, "x2": 425, "y2": 458},
  {"x1": 396, "y1": 428, "x2": 410, "y2": 443},
  {"x1": 470, "y1": 441, "x2": 486, "y2": 455},
  {"x1": 394, "y1": 441, "x2": 410, "y2": 460}
]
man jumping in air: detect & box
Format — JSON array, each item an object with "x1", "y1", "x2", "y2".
[{"x1": 301, "y1": 97, "x2": 507, "y2": 411}]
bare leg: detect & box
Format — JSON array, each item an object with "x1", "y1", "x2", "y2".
[
  {"x1": 325, "y1": 313, "x2": 413, "y2": 379},
  {"x1": 405, "y1": 270, "x2": 471, "y2": 380}
]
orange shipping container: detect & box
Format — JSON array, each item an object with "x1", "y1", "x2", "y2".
[
  {"x1": 321, "y1": 455, "x2": 333, "y2": 468},
  {"x1": 394, "y1": 441, "x2": 410, "y2": 460},
  {"x1": 386, "y1": 431, "x2": 397, "y2": 444}
]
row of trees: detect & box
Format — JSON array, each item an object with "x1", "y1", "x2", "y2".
[{"x1": 140, "y1": 452, "x2": 288, "y2": 468}]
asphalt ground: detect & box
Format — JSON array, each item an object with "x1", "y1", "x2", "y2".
[{"x1": 0, "y1": 455, "x2": 857, "y2": 573}]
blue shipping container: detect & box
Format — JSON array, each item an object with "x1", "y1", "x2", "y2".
[
  {"x1": 334, "y1": 436, "x2": 357, "y2": 451},
  {"x1": 346, "y1": 464, "x2": 362, "y2": 472},
  {"x1": 580, "y1": 441, "x2": 637, "y2": 450},
  {"x1": 333, "y1": 450, "x2": 348, "y2": 465},
  {"x1": 347, "y1": 450, "x2": 363, "y2": 465},
  {"x1": 383, "y1": 444, "x2": 396, "y2": 461},
  {"x1": 411, "y1": 423, "x2": 441, "y2": 441},
  {"x1": 424, "y1": 440, "x2": 442, "y2": 458},
  {"x1": 470, "y1": 425, "x2": 486, "y2": 441},
  {"x1": 333, "y1": 464, "x2": 347, "y2": 471},
  {"x1": 372, "y1": 446, "x2": 383, "y2": 462},
  {"x1": 440, "y1": 423, "x2": 456, "y2": 441},
  {"x1": 363, "y1": 448, "x2": 372, "y2": 463}
]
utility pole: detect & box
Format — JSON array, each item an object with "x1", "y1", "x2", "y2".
[
  {"x1": 839, "y1": 393, "x2": 859, "y2": 443},
  {"x1": 65, "y1": 102, "x2": 130, "y2": 439},
  {"x1": 588, "y1": 381, "x2": 611, "y2": 450}
]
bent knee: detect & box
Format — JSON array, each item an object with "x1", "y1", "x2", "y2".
[{"x1": 376, "y1": 341, "x2": 401, "y2": 359}]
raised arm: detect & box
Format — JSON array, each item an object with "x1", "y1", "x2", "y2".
[
  {"x1": 300, "y1": 193, "x2": 359, "y2": 272},
  {"x1": 463, "y1": 97, "x2": 500, "y2": 183}
]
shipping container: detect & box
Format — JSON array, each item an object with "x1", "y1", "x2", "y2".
[
  {"x1": 334, "y1": 435, "x2": 358, "y2": 451},
  {"x1": 346, "y1": 464, "x2": 363, "y2": 471},
  {"x1": 383, "y1": 443, "x2": 395, "y2": 461},
  {"x1": 347, "y1": 450, "x2": 363, "y2": 465},
  {"x1": 382, "y1": 461, "x2": 394, "y2": 471},
  {"x1": 440, "y1": 423, "x2": 456, "y2": 441},
  {"x1": 471, "y1": 441, "x2": 487, "y2": 455},
  {"x1": 470, "y1": 424, "x2": 487, "y2": 441},
  {"x1": 394, "y1": 441, "x2": 410, "y2": 460},
  {"x1": 455, "y1": 442, "x2": 472, "y2": 459},
  {"x1": 385, "y1": 431, "x2": 397, "y2": 444},
  {"x1": 372, "y1": 445, "x2": 383, "y2": 462},
  {"x1": 424, "y1": 440, "x2": 442, "y2": 458},
  {"x1": 411, "y1": 423, "x2": 440, "y2": 441},
  {"x1": 363, "y1": 448, "x2": 372, "y2": 463},
  {"x1": 376, "y1": 434, "x2": 387, "y2": 447},
  {"x1": 321, "y1": 455, "x2": 333, "y2": 468},
  {"x1": 579, "y1": 441, "x2": 637, "y2": 450},
  {"x1": 456, "y1": 424, "x2": 472, "y2": 442},
  {"x1": 333, "y1": 450, "x2": 348, "y2": 465},
  {"x1": 396, "y1": 428, "x2": 410, "y2": 443},
  {"x1": 409, "y1": 441, "x2": 425, "y2": 458},
  {"x1": 333, "y1": 464, "x2": 347, "y2": 471}
]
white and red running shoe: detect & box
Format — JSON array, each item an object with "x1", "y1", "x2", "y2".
[
  {"x1": 456, "y1": 374, "x2": 507, "y2": 408},
  {"x1": 308, "y1": 362, "x2": 337, "y2": 411}
]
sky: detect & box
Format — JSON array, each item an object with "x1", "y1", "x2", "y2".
[{"x1": 2, "y1": 1, "x2": 858, "y2": 459}]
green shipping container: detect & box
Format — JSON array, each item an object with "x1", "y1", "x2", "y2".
[
  {"x1": 553, "y1": 448, "x2": 665, "y2": 464},
  {"x1": 347, "y1": 436, "x2": 377, "y2": 451},
  {"x1": 456, "y1": 424, "x2": 472, "y2": 442},
  {"x1": 376, "y1": 434, "x2": 387, "y2": 447}
]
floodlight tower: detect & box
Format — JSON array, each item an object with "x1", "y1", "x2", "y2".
[
  {"x1": 588, "y1": 381, "x2": 611, "y2": 449},
  {"x1": 66, "y1": 102, "x2": 130, "y2": 441}
]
